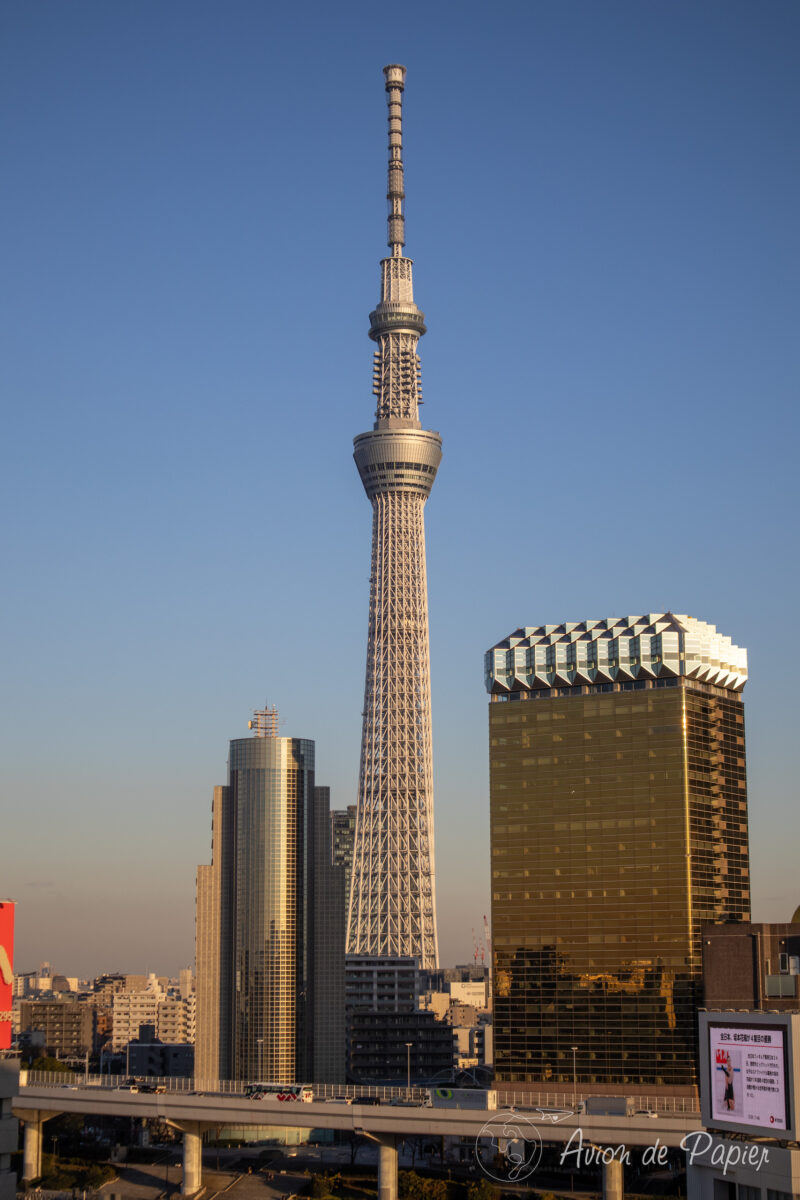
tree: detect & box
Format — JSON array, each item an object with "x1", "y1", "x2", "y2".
[
  {"x1": 30, "y1": 1056, "x2": 72, "y2": 1074},
  {"x1": 399, "y1": 1173, "x2": 447, "y2": 1200},
  {"x1": 467, "y1": 1183, "x2": 499, "y2": 1200}
]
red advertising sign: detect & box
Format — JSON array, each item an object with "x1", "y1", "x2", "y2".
[{"x1": 0, "y1": 901, "x2": 14, "y2": 1050}]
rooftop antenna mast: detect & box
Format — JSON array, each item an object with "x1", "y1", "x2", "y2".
[{"x1": 248, "y1": 704, "x2": 278, "y2": 737}]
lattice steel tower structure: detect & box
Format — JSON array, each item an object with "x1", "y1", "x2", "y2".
[{"x1": 348, "y1": 65, "x2": 440, "y2": 969}]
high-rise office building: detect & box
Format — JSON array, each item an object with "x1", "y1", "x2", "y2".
[
  {"x1": 348, "y1": 65, "x2": 441, "y2": 970},
  {"x1": 312, "y1": 787, "x2": 347, "y2": 1083},
  {"x1": 195, "y1": 785, "x2": 230, "y2": 1084},
  {"x1": 485, "y1": 614, "x2": 750, "y2": 1094},
  {"x1": 195, "y1": 707, "x2": 344, "y2": 1085},
  {"x1": 331, "y1": 805, "x2": 357, "y2": 908}
]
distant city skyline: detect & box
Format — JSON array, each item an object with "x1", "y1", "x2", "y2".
[{"x1": 2, "y1": 2, "x2": 798, "y2": 977}]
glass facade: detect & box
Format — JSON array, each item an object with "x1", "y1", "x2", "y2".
[
  {"x1": 490, "y1": 679, "x2": 750, "y2": 1089},
  {"x1": 229, "y1": 736, "x2": 314, "y2": 1083},
  {"x1": 196, "y1": 722, "x2": 346, "y2": 1085}
]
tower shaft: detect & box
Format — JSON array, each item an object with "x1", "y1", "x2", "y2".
[{"x1": 348, "y1": 66, "x2": 440, "y2": 969}]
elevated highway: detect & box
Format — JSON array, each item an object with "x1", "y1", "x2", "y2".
[{"x1": 14, "y1": 1080, "x2": 702, "y2": 1199}]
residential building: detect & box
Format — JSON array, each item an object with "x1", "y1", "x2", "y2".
[
  {"x1": 158, "y1": 993, "x2": 196, "y2": 1045},
  {"x1": 344, "y1": 954, "x2": 460, "y2": 1083},
  {"x1": 90, "y1": 973, "x2": 140, "y2": 1051},
  {"x1": 112, "y1": 986, "x2": 161, "y2": 1050},
  {"x1": 19, "y1": 997, "x2": 95, "y2": 1059},
  {"x1": 348, "y1": 1009, "x2": 455, "y2": 1085},
  {"x1": 111, "y1": 974, "x2": 194, "y2": 1051},
  {"x1": 486, "y1": 613, "x2": 750, "y2": 1095},
  {"x1": 418, "y1": 970, "x2": 493, "y2": 1074},
  {"x1": 345, "y1": 956, "x2": 418, "y2": 1012}
]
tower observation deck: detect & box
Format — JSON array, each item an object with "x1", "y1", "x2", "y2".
[{"x1": 348, "y1": 65, "x2": 440, "y2": 969}]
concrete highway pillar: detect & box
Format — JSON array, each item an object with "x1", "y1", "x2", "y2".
[
  {"x1": 603, "y1": 1154, "x2": 625, "y2": 1200},
  {"x1": 22, "y1": 1118, "x2": 42, "y2": 1182},
  {"x1": 21, "y1": 1110, "x2": 60, "y2": 1182},
  {"x1": 377, "y1": 1134, "x2": 398, "y2": 1200},
  {"x1": 181, "y1": 1121, "x2": 203, "y2": 1196}
]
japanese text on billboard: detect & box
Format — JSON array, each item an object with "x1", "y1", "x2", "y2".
[{"x1": 709, "y1": 1023, "x2": 787, "y2": 1131}]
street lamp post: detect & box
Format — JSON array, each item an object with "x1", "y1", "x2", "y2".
[
  {"x1": 405, "y1": 1042, "x2": 413, "y2": 1095},
  {"x1": 571, "y1": 1046, "x2": 578, "y2": 1110}
]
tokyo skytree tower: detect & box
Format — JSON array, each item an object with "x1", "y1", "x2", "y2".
[{"x1": 347, "y1": 65, "x2": 440, "y2": 969}]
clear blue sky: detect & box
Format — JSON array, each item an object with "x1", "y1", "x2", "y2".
[{"x1": 2, "y1": 1, "x2": 798, "y2": 977}]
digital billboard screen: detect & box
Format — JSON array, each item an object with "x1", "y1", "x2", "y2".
[{"x1": 708, "y1": 1021, "x2": 788, "y2": 1131}]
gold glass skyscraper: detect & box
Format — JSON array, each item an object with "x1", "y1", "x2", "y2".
[
  {"x1": 485, "y1": 614, "x2": 749, "y2": 1093},
  {"x1": 195, "y1": 707, "x2": 345, "y2": 1086}
]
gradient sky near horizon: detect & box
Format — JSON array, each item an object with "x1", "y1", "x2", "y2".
[{"x1": 2, "y1": 1, "x2": 798, "y2": 979}]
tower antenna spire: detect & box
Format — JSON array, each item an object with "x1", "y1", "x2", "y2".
[{"x1": 384, "y1": 65, "x2": 407, "y2": 257}]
